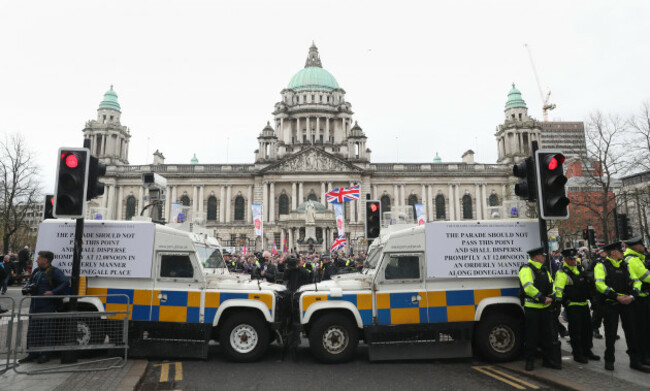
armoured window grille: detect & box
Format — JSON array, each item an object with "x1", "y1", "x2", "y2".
[
  {"x1": 462, "y1": 194, "x2": 473, "y2": 219},
  {"x1": 436, "y1": 194, "x2": 446, "y2": 220},
  {"x1": 381, "y1": 195, "x2": 391, "y2": 212},
  {"x1": 234, "y1": 196, "x2": 245, "y2": 221},
  {"x1": 207, "y1": 196, "x2": 217, "y2": 220},
  {"x1": 488, "y1": 193, "x2": 499, "y2": 206},
  {"x1": 278, "y1": 194, "x2": 289, "y2": 215},
  {"x1": 125, "y1": 195, "x2": 136, "y2": 220}
]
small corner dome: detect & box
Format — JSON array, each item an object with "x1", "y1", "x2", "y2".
[
  {"x1": 433, "y1": 152, "x2": 442, "y2": 163},
  {"x1": 505, "y1": 83, "x2": 526, "y2": 110},
  {"x1": 98, "y1": 85, "x2": 121, "y2": 112},
  {"x1": 190, "y1": 154, "x2": 198, "y2": 164}
]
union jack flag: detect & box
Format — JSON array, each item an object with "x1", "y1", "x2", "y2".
[
  {"x1": 326, "y1": 184, "x2": 360, "y2": 204},
  {"x1": 272, "y1": 240, "x2": 278, "y2": 256},
  {"x1": 240, "y1": 246, "x2": 249, "y2": 255},
  {"x1": 330, "y1": 235, "x2": 347, "y2": 252}
]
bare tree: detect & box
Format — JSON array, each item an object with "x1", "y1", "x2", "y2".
[
  {"x1": 629, "y1": 100, "x2": 650, "y2": 170},
  {"x1": 0, "y1": 134, "x2": 42, "y2": 253},
  {"x1": 573, "y1": 111, "x2": 629, "y2": 243}
]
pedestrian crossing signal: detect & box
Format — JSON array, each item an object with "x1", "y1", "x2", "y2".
[{"x1": 365, "y1": 200, "x2": 381, "y2": 239}]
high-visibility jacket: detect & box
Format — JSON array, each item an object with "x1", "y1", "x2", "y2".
[
  {"x1": 554, "y1": 262, "x2": 589, "y2": 307},
  {"x1": 519, "y1": 259, "x2": 553, "y2": 309},
  {"x1": 594, "y1": 257, "x2": 640, "y2": 301},
  {"x1": 624, "y1": 248, "x2": 650, "y2": 297}
]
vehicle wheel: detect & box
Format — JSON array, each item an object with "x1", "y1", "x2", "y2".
[
  {"x1": 219, "y1": 312, "x2": 270, "y2": 362},
  {"x1": 76, "y1": 317, "x2": 106, "y2": 346},
  {"x1": 475, "y1": 313, "x2": 523, "y2": 362},
  {"x1": 308, "y1": 313, "x2": 359, "y2": 364}
]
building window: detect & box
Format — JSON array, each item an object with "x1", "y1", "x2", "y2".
[
  {"x1": 320, "y1": 95, "x2": 323, "y2": 102},
  {"x1": 462, "y1": 194, "x2": 473, "y2": 219},
  {"x1": 307, "y1": 193, "x2": 318, "y2": 202},
  {"x1": 234, "y1": 196, "x2": 245, "y2": 221},
  {"x1": 408, "y1": 194, "x2": 419, "y2": 219},
  {"x1": 125, "y1": 196, "x2": 136, "y2": 220},
  {"x1": 436, "y1": 194, "x2": 446, "y2": 220},
  {"x1": 489, "y1": 193, "x2": 499, "y2": 206},
  {"x1": 279, "y1": 194, "x2": 289, "y2": 215},
  {"x1": 381, "y1": 195, "x2": 391, "y2": 213},
  {"x1": 207, "y1": 196, "x2": 217, "y2": 220},
  {"x1": 311, "y1": 94, "x2": 314, "y2": 102},
  {"x1": 180, "y1": 195, "x2": 190, "y2": 206}
]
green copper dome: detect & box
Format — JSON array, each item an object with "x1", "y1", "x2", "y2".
[
  {"x1": 433, "y1": 152, "x2": 442, "y2": 163},
  {"x1": 505, "y1": 83, "x2": 526, "y2": 110},
  {"x1": 190, "y1": 153, "x2": 198, "y2": 164},
  {"x1": 287, "y1": 43, "x2": 339, "y2": 91},
  {"x1": 288, "y1": 67, "x2": 339, "y2": 91},
  {"x1": 98, "y1": 85, "x2": 121, "y2": 112}
]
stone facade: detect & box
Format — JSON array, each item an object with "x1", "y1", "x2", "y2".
[{"x1": 84, "y1": 44, "x2": 535, "y2": 253}]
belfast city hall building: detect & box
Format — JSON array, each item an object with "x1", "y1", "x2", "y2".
[{"x1": 83, "y1": 44, "x2": 542, "y2": 253}]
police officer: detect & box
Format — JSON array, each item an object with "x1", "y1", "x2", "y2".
[
  {"x1": 319, "y1": 256, "x2": 337, "y2": 281},
  {"x1": 519, "y1": 246, "x2": 560, "y2": 371},
  {"x1": 223, "y1": 251, "x2": 235, "y2": 272},
  {"x1": 624, "y1": 236, "x2": 650, "y2": 365},
  {"x1": 554, "y1": 248, "x2": 600, "y2": 363},
  {"x1": 595, "y1": 241, "x2": 650, "y2": 372},
  {"x1": 589, "y1": 247, "x2": 607, "y2": 339}
]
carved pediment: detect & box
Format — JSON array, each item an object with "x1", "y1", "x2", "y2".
[{"x1": 261, "y1": 147, "x2": 363, "y2": 173}]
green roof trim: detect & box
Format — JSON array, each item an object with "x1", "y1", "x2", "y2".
[
  {"x1": 505, "y1": 83, "x2": 527, "y2": 110},
  {"x1": 98, "y1": 85, "x2": 121, "y2": 111}
]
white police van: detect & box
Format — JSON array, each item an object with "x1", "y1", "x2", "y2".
[
  {"x1": 35, "y1": 219, "x2": 288, "y2": 362},
  {"x1": 297, "y1": 220, "x2": 540, "y2": 363}
]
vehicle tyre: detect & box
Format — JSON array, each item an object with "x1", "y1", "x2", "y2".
[
  {"x1": 475, "y1": 313, "x2": 523, "y2": 362},
  {"x1": 76, "y1": 317, "x2": 106, "y2": 346},
  {"x1": 219, "y1": 312, "x2": 270, "y2": 362},
  {"x1": 308, "y1": 312, "x2": 359, "y2": 364}
]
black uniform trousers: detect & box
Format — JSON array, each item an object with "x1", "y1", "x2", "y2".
[
  {"x1": 524, "y1": 306, "x2": 558, "y2": 365},
  {"x1": 602, "y1": 301, "x2": 640, "y2": 365},
  {"x1": 591, "y1": 290, "x2": 604, "y2": 331},
  {"x1": 633, "y1": 295, "x2": 650, "y2": 362},
  {"x1": 566, "y1": 304, "x2": 593, "y2": 359}
]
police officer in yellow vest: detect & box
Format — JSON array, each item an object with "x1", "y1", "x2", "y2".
[
  {"x1": 519, "y1": 246, "x2": 561, "y2": 371},
  {"x1": 595, "y1": 241, "x2": 650, "y2": 372},
  {"x1": 624, "y1": 236, "x2": 650, "y2": 365},
  {"x1": 554, "y1": 248, "x2": 600, "y2": 363}
]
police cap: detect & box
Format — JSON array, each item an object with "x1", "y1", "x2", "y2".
[
  {"x1": 624, "y1": 236, "x2": 644, "y2": 247},
  {"x1": 527, "y1": 246, "x2": 546, "y2": 257},
  {"x1": 222, "y1": 250, "x2": 231, "y2": 257},
  {"x1": 603, "y1": 242, "x2": 623, "y2": 252},
  {"x1": 561, "y1": 248, "x2": 578, "y2": 258}
]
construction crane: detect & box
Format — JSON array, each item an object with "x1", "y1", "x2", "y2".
[{"x1": 524, "y1": 43, "x2": 556, "y2": 121}]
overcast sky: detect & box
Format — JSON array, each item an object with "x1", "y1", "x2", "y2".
[{"x1": 2, "y1": 0, "x2": 650, "y2": 193}]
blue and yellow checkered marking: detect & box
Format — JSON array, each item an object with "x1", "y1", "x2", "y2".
[
  {"x1": 88, "y1": 288, "x2": 274, "y2": 324},
  {"x1": 302, "y1": 288, "x2": 519, "y2": 326}
]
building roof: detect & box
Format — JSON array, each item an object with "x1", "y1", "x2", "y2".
[
  {"x1": 287, "y1": 44, "x2": 340, "y2": 91},
  {"x1": 98, "y1": 85, "x2": 121, "y2": 111},
  {"x1": 505, "y1": 83, "x2": 526, "y2": 110}
]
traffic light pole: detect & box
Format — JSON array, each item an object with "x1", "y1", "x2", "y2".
[{"x1": 532, "y1": 141, "x2": 550, "y2": 262}]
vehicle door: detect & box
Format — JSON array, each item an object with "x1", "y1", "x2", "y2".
[
  {"x1": 373, "y1": 252, "x2": 428, "y2": 325},
  {"x1": 152, "y1": 251, "x2": 204, "y2": 323}
]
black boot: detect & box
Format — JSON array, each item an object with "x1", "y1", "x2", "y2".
[
  {"x1": 605, "y1": 361, "x2": 614, "y2": 370},
  {"x1": 586, "y1": 351, "x2": 601, "y2": 361}
]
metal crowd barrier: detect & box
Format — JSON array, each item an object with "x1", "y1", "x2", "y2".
[
  {"x1": 0, "y1": 296, "x2": 16, "y2": 375},
  {"x1": 11, "y1": 294, "x2": 130, "y2": 375}
]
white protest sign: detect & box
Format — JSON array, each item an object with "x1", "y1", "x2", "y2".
[
  {"x1": 35, "y1": 221, "x2": 155, "y2": 278},
  {"x1": 425, "y1": 220, "x2": 540, "y2": 278}
]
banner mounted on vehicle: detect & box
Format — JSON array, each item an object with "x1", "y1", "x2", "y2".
[
  {"x1": 34, "y1": 221, "x2": 155, "y2": 278},
  {"x1": 425, "y1": 220, "x2": 540, "y2": 278}
]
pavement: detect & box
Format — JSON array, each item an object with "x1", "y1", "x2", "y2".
[{"x1": 498, "y1": 319, "x2": 650, "y2": 391}]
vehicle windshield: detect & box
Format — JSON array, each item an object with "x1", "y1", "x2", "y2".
[
  {"x1": 364, "y1": 245, "x2": 383, "y2": 270},
  {"x1": 197, "y1": 246, "x2": 226, "y2": 269}
]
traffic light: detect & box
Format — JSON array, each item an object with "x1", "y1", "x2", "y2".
[
  {"x1": 43, "y1": 194, "x2": 54, "y2": 220},
  {"x1": 54, "y1": 148, "x2": 89, "y2": 218},
  {"x1": 617, "y1": 214, "x2": 632, "y2": 240},
  {"x1": 365, "y1": 200, "x2": 381, "y2": 239},
  {"x1": 582, "y1": 229, "x2": 588, "y2": 240},
  {"x1": 535, "y1": 150, "x2": 570, "y2": 219},
  {"x1": 513, "y1": 157, "x2": 536, "y2": 201},
  {"x1": 86, "y1": 155, "x2": 106, "y2": 200}
]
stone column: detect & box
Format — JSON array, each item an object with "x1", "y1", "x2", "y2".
[
  {"x1": 321, "y1": 182, "x2": 326, "y2": 204},
  {"x1": 475, "y1": 184, "x2": 482, "y2": 220},
  {"x1": 269, "y1": 182, "x2": 275, "y2": 223},
  {"x1": 280, "y1": 229, "x2": 285, "y2": 253},
  {"x1": 400, "y1": 185, "x2": 406, "y2": 209},
  {"x1": 372, "y1": 185, "x2": 378, "y2": 200},
  {"x1": 455, "y1": 185, "x2": 461, "y2": 221},
  {"x1": 296, "y1": 118, "x2": 300, "y2": 142},
  {"x1": 326, "y1": 117, "x2": 330, "y2": 142},
  {"x1": 292, "y1": 182, "x2": 297, "y2": 210},
  {"x1": 426, "y1": 185, "x2": 433, "y2": 221},
  {"x1": 219, "y1": 186, "x2": 226, "y2": 223},
  {"x1": 117, "y1": 186, "x2": 124, "y2": 220},
  {"x1": 192, "y1": 186, "x2": 198, "y2": 215},
  {"x1": 225, "y1": 185, "x2": 232, "y2": 223},
  {"x1": 421, "y1": 184, "x2": 427, "y2": 221},
  {"x1": 164, "y1": 186, "x2": 171, "y2": 222},
  {"x1": 306, "y1": 117, "x2": 310, "y2": 143},
  {"x1": 298, "y1": 182, "x2": 304, "y2": 205},
  {"x1": 482, "y1": 184, "x2": 489, "y2": 219},
  {"x1": 247, "y1": 185, "x2": 253, "y2": 223},
  {"x1": 138, "y1": 186, "x2": 144, "y2": 216},
  {"x1": 448, "y1": 184, "x2": 454, "y2": 220},
  {"x1": 327, "y1": 182, "x2": 333, "y2": 210},
  {"x1": 262, "y1": 182, "x2": 268, "y2": 222},
  {"x1": 393, "y1": 185, "x2": 399, "y2": 208},
  {"x1": 102, "y1": 185, "x2": 110, "y2": 209},
  {"x1": 349, "y1": 181, "x2": 356, "y2": 223},
  {"x1": 199, "y1": 186, "x2": 205, "y2": 214},
  {"x1": 316, "y1": 117, "x2": 320, "y2": 141},
  {"x1": 288, "y1": 229, "x2": 294, "y2": 254}
]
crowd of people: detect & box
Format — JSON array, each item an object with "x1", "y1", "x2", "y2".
[
  {"x1": 520, "y1": 236, "x2": 650, "y2": 373},
  {"x1": 222, "y1": 249, "x2": 367, "y2": 290}
]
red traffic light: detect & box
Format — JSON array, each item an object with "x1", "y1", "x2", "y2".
[
  {"x1": 62, "y1": 153, "x2": 79, "y2": 168},
  {"x1": 370, "y1": 203, "x2": 379, "y2": 213},
  {"x1": 546, "y1": 154, "x2": 565, "y2": 171},
  {"x1": 50, "y1": 197, "x2": 55, "y2": 206},
  {"x1": 548, "y1": 157, "x2": 558, "y2": 170}
]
